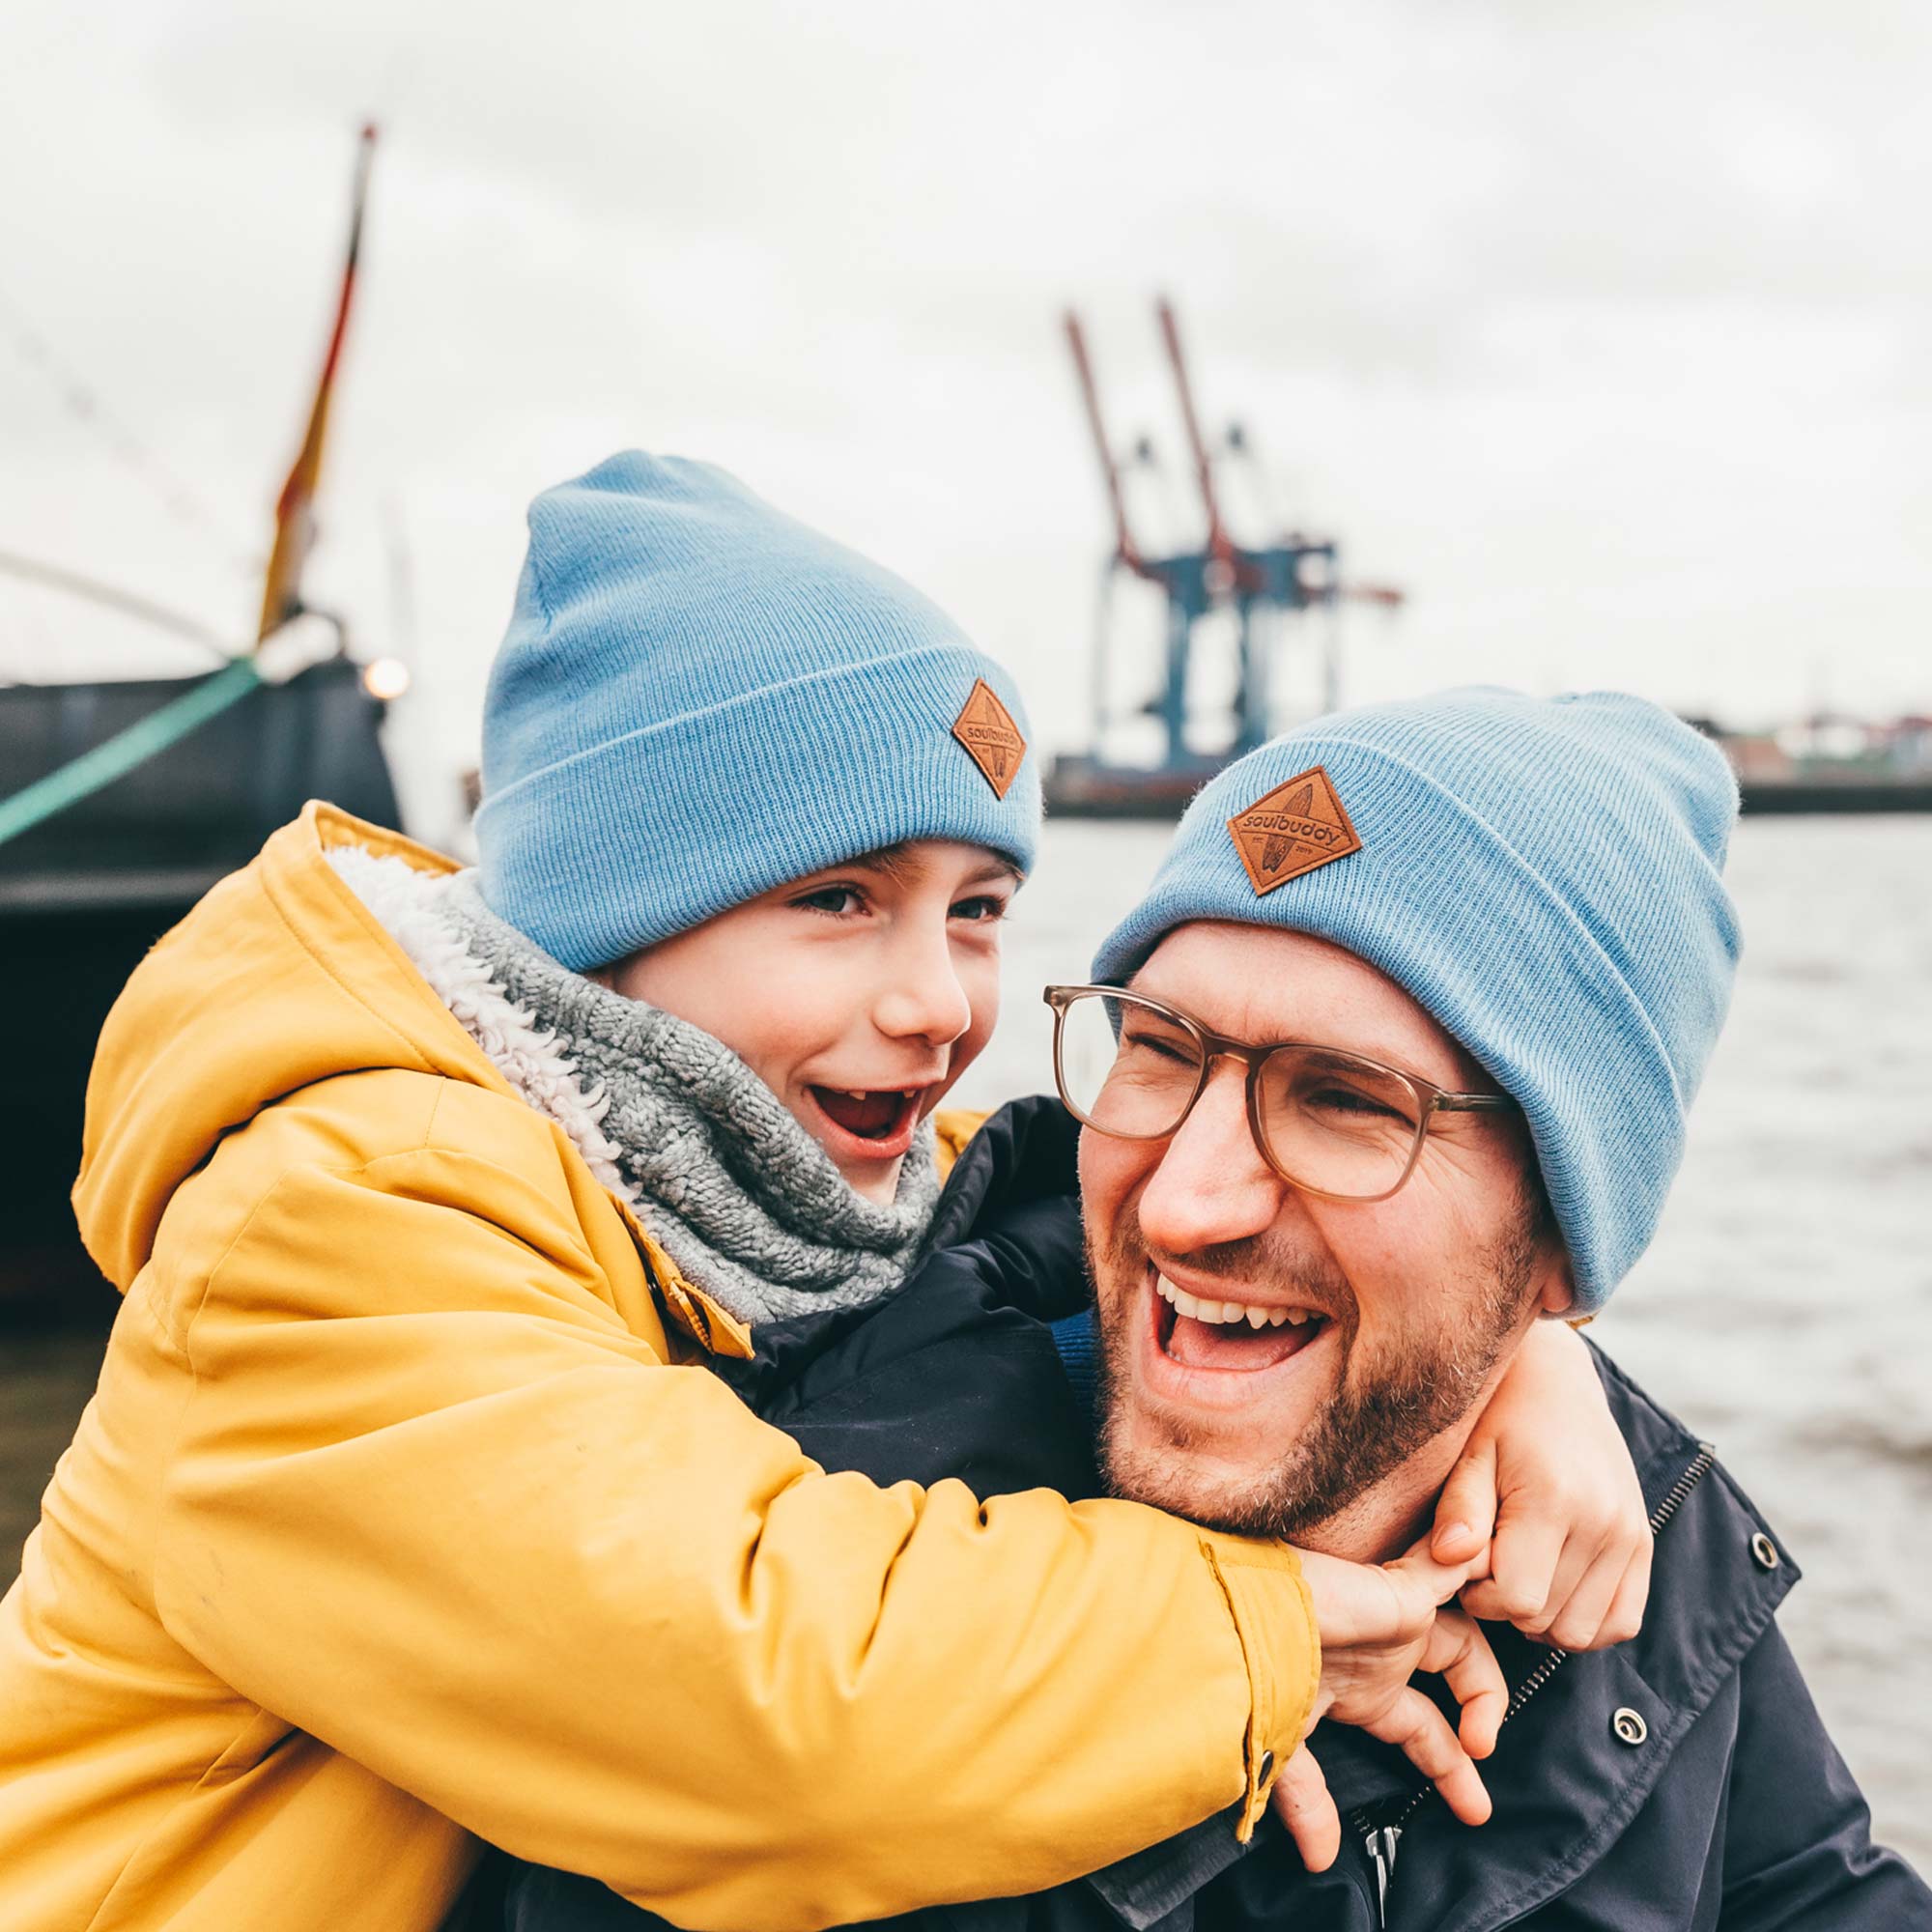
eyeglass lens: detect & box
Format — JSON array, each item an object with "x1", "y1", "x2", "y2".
[{"x1": 1055, "y1": 991, "x2": 1426, "y2": 1201}]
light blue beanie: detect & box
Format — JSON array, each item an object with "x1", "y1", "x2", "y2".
[
  {"x1": 1091, "y1": 689, "x2": 1742, "y2": 1313},
  {"x1": 475, "y1": 452, "x2": 1039, "y2": 969}
]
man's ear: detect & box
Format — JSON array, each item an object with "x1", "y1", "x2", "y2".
[{"x1": 1536, "y1": 1240, "x2": 1577, "y2": 1319}]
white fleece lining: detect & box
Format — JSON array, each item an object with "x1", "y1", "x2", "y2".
[{"x1": 327, "y1": 845, "x2": 641, "y2": 1206}]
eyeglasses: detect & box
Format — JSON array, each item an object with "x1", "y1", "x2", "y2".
[{"x1": 1043, "y1": 983, "x2": 1520, "y2": 1204}]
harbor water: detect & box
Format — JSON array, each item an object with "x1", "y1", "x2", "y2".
[{"x1": 4, "y1": 811, "x2": 1928, "y2": 1866}]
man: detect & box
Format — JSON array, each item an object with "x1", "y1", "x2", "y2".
[
  {"x1": 513, "y1": 687, "x2": 1927, "y2": 1931},
  {"x1": 1038, "y1": 686, "x2": 1928, "y2": 1926}
]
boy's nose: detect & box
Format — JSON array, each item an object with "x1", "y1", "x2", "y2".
[
  {"x1": 872, "y1": 933, "x2": 973, "y2": 1048},
  {"x1": 1134, "y1": 1060, "x2": 1287, "y2": 1254}
]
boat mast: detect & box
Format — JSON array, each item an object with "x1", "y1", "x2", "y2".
[{"x1": 256, "y1": 123, "x2": 378, "y2": 643}]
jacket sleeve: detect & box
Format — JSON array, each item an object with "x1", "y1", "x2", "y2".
[
  {"x1": 1720, "y1": 1622, "x2": 1932, "y2": 1929},
  {"x1": 153, "y1": 1145, "x2": 1320, "y2": 1932}
]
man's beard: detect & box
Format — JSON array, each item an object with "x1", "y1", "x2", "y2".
[{"x1": 1091, "y1": 1213, "x2": 1541, "y2": 1540}]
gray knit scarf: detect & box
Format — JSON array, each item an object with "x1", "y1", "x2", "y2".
[{"x1": 431, "y1": 870, "x2": 942, "y2": 1327}]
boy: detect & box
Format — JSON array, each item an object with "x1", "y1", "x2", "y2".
[{"x1": 0, "y1": 455, "x2": 1642, "y2": 1932}]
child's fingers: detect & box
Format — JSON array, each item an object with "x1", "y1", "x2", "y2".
[
  {"x1": 1595, "y1": 1540, "x2": 1653, "y2": 1650},
  {"x1": 1545, "y1": 1540, "x2": 1637, "y2": 1652},
  {"x1": 1362, "y1": 1686, "x2": 1494, "y2": 1828},
  {"x1": 1482, "y1": 1509, "x2": 1568, "y2": 1631},
  {"x1": 1302, "y1": 1544, "x2": 1478, "y2": 1668},
  {"x1": 1430, "y1": 1435, "x2": 1498, "y2": 1567},
  {"x1": 1522, "y1": 1526, "x2": 1601, "y2": 1638},
  {"x1": 1455, "y1": 1575, "x2": 1508, "y2": 1624},
  {"x1": 1269, "y1": 1745, "x2": 1343, "y2": 1872},
  {"x1": 1421, "y1": 1606, "x2": 1507, "y2": 1759},
  {"x1": 1380, "y1": 1533, "x2": 1486, "y2": 1619}
]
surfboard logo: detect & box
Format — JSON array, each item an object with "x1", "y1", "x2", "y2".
[
  {"x1": 952, "y1": 679, "x2": 1027, "y2": 800},
  {"x1": 1226, "y1": 763, "x2": 1363, "y2": 895}
]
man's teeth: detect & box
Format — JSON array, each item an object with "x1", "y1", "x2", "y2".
[{"x1": 1154, "y1": 1273, "x2": 1319, "y2": 1329}]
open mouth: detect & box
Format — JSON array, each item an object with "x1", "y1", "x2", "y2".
[
  {"x1": 806, "y1": 1086, "x2": 924, "y2": 1159},
  {"x1": 1151, "y1": 1269, "x2": 1331, "y2": 1374}
]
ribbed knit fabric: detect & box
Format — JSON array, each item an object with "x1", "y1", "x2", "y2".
[
  {"x1": 476, "y1": 452, "x2": 1040, "y2": 970},
  {"x1": 328, "y1": 847, "x2": 943, "y2": 1328},
  {"x1": 1092, "y1": 689, "x2": 1742, "y2": 1313},
  {"x1": 439, "y1": 872, "x2": 942, "y2": 1325},
  {"x1": 1050, "y1": 1311, "x2": 1100, "y2": 1421}
]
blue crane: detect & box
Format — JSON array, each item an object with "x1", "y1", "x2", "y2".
[{"x1": 1050, "y1": 299, "x2": 1401, "y2": 814}]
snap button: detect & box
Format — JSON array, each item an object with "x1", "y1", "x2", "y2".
[
  {"x1": 1750, "y1": 1532, "x2": 1779, "y2": 1571},
  {"x1": 1258, "y1": 1749, "x2": 1276, "y2": 1783},
  {"x1": 1611, "y1": 1707, "x2": 1648, "y2": 1747}
]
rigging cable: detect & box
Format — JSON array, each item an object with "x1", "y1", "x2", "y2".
[
  {"x1": 0, "y1": 548, "x2": 233, "y2": 665},
  {"x1": 0, "y1": 614, "x2": 340, "y2": 851},
  {"x1": 0, "y1": 284, "x2": 258, "y2": 573}
]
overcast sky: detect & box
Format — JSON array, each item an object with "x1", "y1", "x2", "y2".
[{"x1": 3, "y1": 0, "x2": 1927, "y2": 836}]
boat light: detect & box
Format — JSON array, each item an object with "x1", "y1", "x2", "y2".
[{"x1": 361, "y1": 656, "x2": 412, "y2": 702}]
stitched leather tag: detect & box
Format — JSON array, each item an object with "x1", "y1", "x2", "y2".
[
  {"x1": 1226, "y1": 763, "x2": 1362, "y2": 895},
  {"x1": 952, "y1": 679, "x2": 1027, "y2": 800}
]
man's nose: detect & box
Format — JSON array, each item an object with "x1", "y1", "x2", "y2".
[
  {"x1": 1135, "y1": 1058, "x2": 1288, "y2": 1254},
  {"x1": 871, "y1": 927, "x2": 973, "y2": 1047}
]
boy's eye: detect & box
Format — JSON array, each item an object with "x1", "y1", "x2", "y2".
[
  {"x1": 793, "y1": 885, "x2": 866, "y2": 917},
  {"x1": 951, "y1": 895, "x2": 1009, "y2": 923}
]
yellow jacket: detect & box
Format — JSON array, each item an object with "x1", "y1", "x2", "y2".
[{"x1": 0, "y1": 806, "x2": 1318, "y2": 1932}]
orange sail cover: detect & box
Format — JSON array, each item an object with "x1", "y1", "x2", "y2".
[{"x1": 256, "y1": 124, "x2": 377, "y2": 643}]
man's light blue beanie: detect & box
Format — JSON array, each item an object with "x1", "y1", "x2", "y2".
[
  {"x1": 476, "y1": 452, "x2": 1039, "y2": 969},
  {"x1": 1091, "y1": 689, "x2": 1742, "y2": 1313}
]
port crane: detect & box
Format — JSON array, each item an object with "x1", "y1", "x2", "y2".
[{"x1": 1055, "y1": 298, "x2": 1402, "y2": 808}]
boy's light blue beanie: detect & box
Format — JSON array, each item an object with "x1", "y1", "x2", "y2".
[
  {"x1": 1091, "y1": 689, "x2": 1742, "y2": 1313},
  {"x1": 475, "y1": 452, "x2": 1039, "y2": 970}
]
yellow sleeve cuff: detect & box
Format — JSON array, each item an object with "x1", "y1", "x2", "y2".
[{"x1": 1196, "y1": 1533, "x2": 1321, "y2": 1841}]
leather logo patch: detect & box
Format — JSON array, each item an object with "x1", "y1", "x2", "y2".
[
  {"x1": 952, "y1": 678, "x2": 1027, "y2": 800},
  {"x1": 1226, "y1": 763, "x2": 1362, "y2": 895}
]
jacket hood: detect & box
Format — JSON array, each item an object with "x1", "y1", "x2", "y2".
[{"x1": 72, "y1": 804, "x2": 512, "y2": 1293}]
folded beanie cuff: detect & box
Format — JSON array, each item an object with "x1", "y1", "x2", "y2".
[
  {"x1": 478, "y1": 645, "x2": 1040, "y2": 972},
  {"x1": 476, "y1": 646, "x2": 988, "y2": 819},
  {"x1": 1091, "y1": 707, "x2": 1737, "y2": 1315}
]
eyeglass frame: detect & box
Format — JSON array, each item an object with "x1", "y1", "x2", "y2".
[{"x1": 1042, "y1": 982, "x2": 1520, "y2": 1204}]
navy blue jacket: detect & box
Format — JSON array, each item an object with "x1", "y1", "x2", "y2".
[{"x1": 498, "y1": 1097, "x2": 1929, "y2": 1932}]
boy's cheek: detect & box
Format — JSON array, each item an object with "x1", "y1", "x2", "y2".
[
  {"x1": 919, "y1": 1054, "x2": 976, "y2": 1120},
  {"x1": 941, "y1": 1022, "x2": 993, "y2": 1097},
  {"x1": 931, "y1": 976, "x2": 1001, "y2": 1102}
]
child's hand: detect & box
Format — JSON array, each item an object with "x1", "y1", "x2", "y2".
[
  {"x1": 1275, "y1": 1540, "x2": 1508, "y2": 1870},
  {"x1": 1431, "y1": 1321, "x2": 1651, "y2": 1651}
]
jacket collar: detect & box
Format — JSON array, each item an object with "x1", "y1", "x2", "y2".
[
  {"x1": 1086, "y1": 1349, "x2": 1799, "y2": 1930},
  {"x1": 925, "y1": 1094, "x2": 1084, "y2": 1255},
  {"x1": 1399, "y1": 1351, "x2": 1797, "y2": 1932}
]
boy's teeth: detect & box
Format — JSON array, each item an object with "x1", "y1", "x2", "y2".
[
  {"x1": 1154, "y1": 1273, "x2": 1317, "y2": 1330},
  {"x1": 813, "y1": 1086, "x2": 916, "y2": 1141}
]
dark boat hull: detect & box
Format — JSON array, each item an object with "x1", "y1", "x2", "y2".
[
  {"x1": 1044, "y1": 755, "x2": 1932, "y2": 821},
  {"x1": 0, "y1": 660, "x2": 403, "y2": 1322}
]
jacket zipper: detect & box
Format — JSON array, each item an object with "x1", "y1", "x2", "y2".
[
  {"x1": 1364, "y1": 1822, "x2": 1403, "y2": 1922},
  {"x1": 1351, "y1": 1442, "x2": 1716, "y2": 1927}
]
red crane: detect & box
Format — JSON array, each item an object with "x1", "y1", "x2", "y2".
[
  {"x1": 1058, "y1": 297, "x2": 1406, "y2": 770},
  {"x1": 1062, "y1": 310, "x2": 1146, "y2": 577},
  {"x1": 1155, "y1": 295, "x2": 1239, "y2": 577}
]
